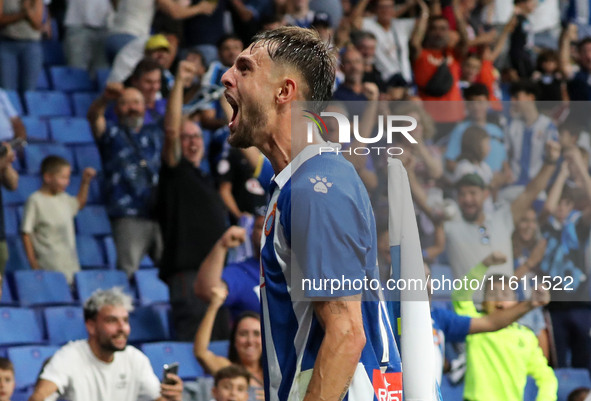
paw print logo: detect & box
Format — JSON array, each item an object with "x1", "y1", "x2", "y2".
[{"x1": 309, "y1": 176, "x2": 333, "y2": 193}]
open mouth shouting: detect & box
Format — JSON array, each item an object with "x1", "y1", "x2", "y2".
[{"x1": 225, "y1": 93, "x2": 240, "y2": 132}]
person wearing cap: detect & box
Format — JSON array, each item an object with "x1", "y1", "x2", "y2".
[
  {"x1": 383, "y1": 73, "x2": 410, "y2": 100},
  {"x1": 437, "y1": 140, "x2": 561, "y2": 282},
  {"x1": 310, "y1": 12, "x2": 333, "y2": 44},
  {"x1": 158, "y1": 60, "x2": 229, "y2": 342}
]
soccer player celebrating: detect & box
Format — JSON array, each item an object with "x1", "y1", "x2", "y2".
[{"x1": 221, "y1": 27, "x2": 401, "y2": 401}]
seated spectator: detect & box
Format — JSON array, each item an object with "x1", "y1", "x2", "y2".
[
  {"x1": 445, "y1": 84, "x2": 508, "y2": 174},
  {"x1": 0, "y1": 142, "x2": 18, "y2": 277},
  {"x1": 194, "y1": 287, "x2": 264, "y2": 393},
  {"x1": 0, "y1": 89, "x2": 26, "y2": 142},
  {"x1": 21, "y1": 157, "x2": 96, "y2": 284},
  {"x1": 410, "y1": 0, "x2": 467, "y2": 125},
  {"x1": 350, "y1": 31, "x2": 385, "y2": 91},
  {"x1": 63, "y1": 0, "x2": 112, "y2": 72},
  {"x1": 130, "y1": 58, "x2": 167, "y2": 124},
  {"x1": 539, "y1": 146, "x2": 591, "y2": 375},
  {"x1": 452, "y1": 256, "x2": 557, "y2": 401},
  {"x1": 0, "y1": 0, "x2": 43, "y2": 92},
  {"x1": 284, "y1": 0, "x2": 315, "y2": 28},
  {"x1": 212, "y1": 365, "x2": 251, "y2": 401},
  {"x1": 28, "y1": 288, "x2": 184, "y2": 401},
  {"x1": 506, "y1": 80, "x2": 558, "y2": 186},
  {"x1": 104, "y1": 0, "x2": 215, "y2": 63},
  {"x1": 0, "y1": 357, "x2": 15, "y2": 401},
  {"x1": 195, "y1": 218, "x2": 263, "y2": 319},
  {"x1": 159, "y1": 61, "x2": 229, "y2": 342},
  {"x1": 87, "y1": 83, "x2": 164, "y2": 276}
]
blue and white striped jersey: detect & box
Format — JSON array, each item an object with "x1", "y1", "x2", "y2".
[{"x1": 259, "y1": 143, "x2": 402, "y2": 401}]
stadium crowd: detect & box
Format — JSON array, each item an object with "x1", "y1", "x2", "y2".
[{"x1": 0, "y1": 0, "x2": 591, "y2": 399}]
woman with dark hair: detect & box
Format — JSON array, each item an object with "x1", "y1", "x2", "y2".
[{"x1": 194, "y1": 286, "x2": 263, "y2": 399}]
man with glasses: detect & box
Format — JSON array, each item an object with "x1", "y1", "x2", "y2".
[{"x1": 441, "y1": 140, "x2": 561, "y2": 281}]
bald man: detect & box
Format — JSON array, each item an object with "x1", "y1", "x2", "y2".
[{"x1": 87, "y1": 83, "x2": 164, "y2": 276}]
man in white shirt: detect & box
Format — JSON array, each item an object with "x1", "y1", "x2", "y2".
[{"x1": 28, "y1": 288, "x2": 183, "y2": 401}]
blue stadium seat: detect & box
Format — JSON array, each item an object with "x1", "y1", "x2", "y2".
[
  {"x1": 76, "y1": 235, "x2": 106, "y2": 269},
  {"x1": 134, "y1": 269, "x2": 169, "y2": 306},
  {"x1": 36, "y1": 69, "x2": 50, "y2": 90},
  {"x1": 49, "y1": 117, "x2": 94, "y2": 144},
  {"x1": 75, "y1": 205, "x2": 111, "y2": 236},
  {"x1": 10, "y1": 389, "x2": 33, "y2": 401},
  {"x1": 66, "y1": 175, "x2": 102, "y2": 204},
  {"x1": 71, "y1": 92, "x2": 98, "y2": 118},
  {"x1": 42, "y1": 41, "x2": 66, "y2": 66},
  {"x1": 140, "y1": 255, "x2": 154, "y2": 268},
  {"x1": 556, "y1": 368, "x2": 591, "y2": 401},
  {"x1": 2, "y1": 175, "x2": 42, "y2": 205},
  {"x1": 95, "y1": 68, "x2": 110, "y2": 91},
  {"x1": 4, "y1": 206, "x2": 18, "y2": 236},
  {"x1": 151, "y1": 304, "x2": 172, "y2": 339},
  {"x1": 209, "y1": 340, "x2": 229, "y2": 358},
  {"x1": 74, "y1": 270, "x2": 131, "y2": 302},
  {"x1": 439, "y1": 374, "x2": 464, "y2": 401},
  {"x1": 50, "y1": 67, "x2": 94, "y2": 93},
  {"x1": 73, "y1": 145, "x2": 102, "y2": 172},
  {"x1": 24, "y1": 144, "x2": 74, "y2": 175},
  {"x1": 21, "y1": 117, "x2": 49, "y2": 142},
  {"x1": 24, "y1": 91, "x2": 71, "y2": 117},
  {"x1": 430, "y1": 264, "x2": 454, "y2": 301},
  {"x1": 13, "y1": 271, "x2": 73, "y2": 306},
  {"x1": 44, "y1": 306, "x2": 86, "y2": 345},
  {"x1": 142, "y1": 342, "x2": 204, "y2": 380},
  {"x1": 128, "y1": 306, "x2": 169, "y2": 343},
  {"x1": 0, "y1": 276, "x2": 14, "y2": 305},
  {"x1": 103, "y1": 236, "x2": 117, "y2": 269},
  {"x1": 524, "y1": 376, "x2": 537, "y2": 401},
  {"x1": 5, "y1": 237, "x2": 30, "y2": 272},
  {"x1": 5, "y1": 90, "x2": 23, "y2": 115},
  {"x1": 8, "y1": 345, "x2": 60, "y2": 390},
  {"x1": 0, "y1": 307, "x2": 43, "y2": 346}
]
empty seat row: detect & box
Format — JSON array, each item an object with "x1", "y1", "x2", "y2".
[
  {"x1": 5, "y1": 143, "x2": 102, "y2": 175},
  {"x1": 1, "y1": 268, "x2": 166, "y2": 307},
  {"x1": 35, "y1": 66, "x2": 107, "y2": 93},
  {"x1": 3, "y1": 177, "x2": 102, "y2": 209},
  {"x1": 22, "y1": 117, "x2": 95, "y2": 143},
  {"x1": 8, "y1": 90, "x2": 100, "y2": 118}
]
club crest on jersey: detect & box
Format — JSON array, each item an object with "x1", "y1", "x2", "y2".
[
  {"x1": 373, "y1": 370, "x2": 402, "y2": 401},
  {"x1": 309, "y1": 176, "x2": 333, "y2": 193},
  {"x1": 265, "y1": 203, "x2": 277, "y2": 236}
]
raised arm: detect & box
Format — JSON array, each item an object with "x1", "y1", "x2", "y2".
[
  {"x1": 77, "y1": 168, "x2": 97, "y2": 209},
  {"x1": 87, "y1": 83, "x2": 124, "y2": 139},
  {"x1": 486, "y1": 14, "x2": 518, "y2": 62},
  {"x1": 349, "y1": 0, "x2": 371, "y2": 30},
  {"x1": 157, "y1": 0, "x2": 216, "y2": 19},
  {"x1": 194, "y1": 226, "x2": 246, "y2": 301},
  {"x1": 303, "y1": 296, "x2": 366, "y2": 401},
  {"x1": 409, "y1": 0, "x2": 430, "y2": 62},
  {"x1": 566, "y1": 147, "x2": 591, "y2": 223},
  {"x1": 452, "y1": 0, "x2": 469, "y2": 58},
  {"x1": 539, "y1": 160, "x2": 568, "y2": 224},
  {"x1": 511, "y1": 141, "x2": 561, "y2": 225},
  {"x1": 559, "y1": 23, "x2": 577, "y2": 79}
]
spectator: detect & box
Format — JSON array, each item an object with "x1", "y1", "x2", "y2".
[
  {"x1": 310, "y1": 12, "x2": 332, "y2": 44},
  {"x1": 539, "y1": 146, "x2": 591, "y2": 375},
  {"x1": 184, "y1": 0, "x2": 230, "y2": 66},
  {"x1": 0, "y1": 88, "x2": 26, "y2": 142},
  {"x1": 182, "y1": 49, "x2": 208, "y2": 105},
  {"x1": 104, "y1": 0, "x2": 216, "y2": 62},
  {"x1": 212, "y1": 365, "x2": 251, "y2": 401},
  {"x1": 87, "y1": 83, "x2": 164, "y2": 276},
  {"x1": 506, "y1": 80, "x2": 558, "y2": 186},
  {"x1": 532, "y1": 49, "x2": 565, "y2": 102},
  {"x1": 0, "y1": 142, "x2": 18, "y2": 276},
  {"x1": 382, "y1": 74, "x2": 410, "y2": 100},
  {"x1": 195, "y1": 219, "x2": 263, "y2": 319},
  {"x1": 28, "y1": 288, "x2": 184, "y2": 401},
  {"x1": 0, "y1": 0, "x2": 43, "y2": 92},
  {"x1": 227, "y1": 0, "x2": 272, "y2": 45},
  {"x1": 350, "y1": 30, "x2": 385, "y2": 91},
  {"x1": 439, "y1": 140, "x2": 560, "y2": 281},
  {"x1": 445, "y1": 83, "x2": 508, "y2": 174},
  {"x1": 21, "y1": 157, "x2": 96, "y2": 284},
  {"x1": 509, "y1": 0, "x2": 538, "y2": 78},
  {"x1": 129, "y1": 58, "x2": 167, "y2": 124},
  {"x1": 409, "y1": 0, "x2": 467, "y2": 125},
  {"x1": 563, "y1": 35, "x2": 591, "y2": 101},
  {"x1": 194, "y1": 287, "x2": 264, "y2": 393},
  {"x1": 451, "y1": 125, "x2": 494, "y2": 188},
  {"x1": 158, "y1": 61, "x2": 229, "y2": 341},
  {"x1": 452, "y1": 256, "x2": 557, "y2": 401},
  {"x1": 284, "y1": 0, "x2": 315, "y2": 28},
  {"x1": 0, "y1": 358, "x2": 15, "y2": 401},
  {"x1": 332, "y1": 47, "x2": 370, "y2": 115},
  {"x1": 62, "y1": 0, "x2": 112, "y2": 72}
]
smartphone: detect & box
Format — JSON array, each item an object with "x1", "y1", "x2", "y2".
[
  {"x1": 162, "y1": 362, "x2": 179, "y2": 384},
  {"x1": 0, "y1": 138, "x2": 27, "y2": 157}
]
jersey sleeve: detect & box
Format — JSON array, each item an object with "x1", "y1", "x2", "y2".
[
  {"x1": 432, "y1": 308, "x2": 471, "y2": 342},
  {"x1": 38, "y1": 347, "x2": 73, "y2": 395},
  {"x1": 255, "y1": 156, "x2": 273, "y2": 194},
  {"x1": 291, "y1": 174, "x2": 372, "y2": 298}
]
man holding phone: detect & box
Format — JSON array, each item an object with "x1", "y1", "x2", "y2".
[{"x1": 28, "y1": 288, "x2": 184, "y2": 401}]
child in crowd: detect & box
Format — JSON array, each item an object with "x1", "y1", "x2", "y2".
[
  {"x1": 452, "y1": 254, "x2": 557, "y2": 401},
  {"x1": 21, "y1": 156, "x2": 96, "y2": 284},
  {"x1": 0, "y1": 358, "x2": 15, "y2": 401},
  {"x1": 532, "y1": 50, "x2": 566, "y2": 102},
  {"x1": 212, "y1": 365, "x2": 250, "y2": 401},
  {"x1": 452, "y1": 125, "x2": 493, "y2": 185}
]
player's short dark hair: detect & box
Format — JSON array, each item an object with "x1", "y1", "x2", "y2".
[
  {"x1": 510, "y1": 80, "x2": 539, "y2": 99},
  {"x1": 251, "y1": 27, "x2": 337, "y2": 112},
  {"x1": 214, "y1": 365, "x2": 251, "y2": 387},
  {"x1": 464, "y1": 83, "x2": 490, "y2": 100},
  {"x1": 217, "y1": 34, "x2": 243, "y2": 50},
  {"x1": 41, "y1": 155, "x2": 70, "y2": 175},
  {"x1": 0, "y1": 357, "x2": 14, "y2": 373},
  {"x1": 131, "y1": 58, "x2": 162, "y2": 82}
]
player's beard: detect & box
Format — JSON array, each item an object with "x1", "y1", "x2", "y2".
[
  {"x1": 98, "y1": 331, "x2": 128, "y2": 353},
  {"x1": 228, "y1": 100, "x2": 267, "y2": 149}
]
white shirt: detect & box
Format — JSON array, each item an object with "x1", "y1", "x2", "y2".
[
  {"x1": 109, "y1": 0, "x2": 155, "y2": 37},
  {"x1": 361, "y1": 17, "x2": 414, "y2": 83},
  {"x1": 107, "y1": 36, "x2": 149, "y2": 83},
  {"x1": 64, "y1": 0, "x2": 113, "y2": 28},
  {"x1": 0, "y1": 89, "x2": 17, "y2": 142},
  {"x1": 452, "y1": 160, "x2": 493, "y2": 185},
  {"x1": 487, "y1": 0, "x2": 513, "y2": 25},
  {"x1": 40, "y1": 340, "x2": 161, "y2": 401},
  {"x1": 529, "y1": 0, "x2": 560, "y2": 32}
]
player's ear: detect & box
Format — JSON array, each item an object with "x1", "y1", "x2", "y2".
[
  {"x1": 85, "y1": 319, "x2": 96, "y2": 336},
  {"x1": 276, "y1": 78, "x2": 298, "y2": 105}
]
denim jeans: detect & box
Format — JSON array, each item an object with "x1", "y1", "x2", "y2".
[
  {"x1": 0, "y1": 39, "x2": 43, "y2": 92},
  {"x1": 64, "y1": 26, "x2": 109, "y2": 73},
  {"x1": 104, "y1": 33, "x2": 137, "y2": 64}
]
